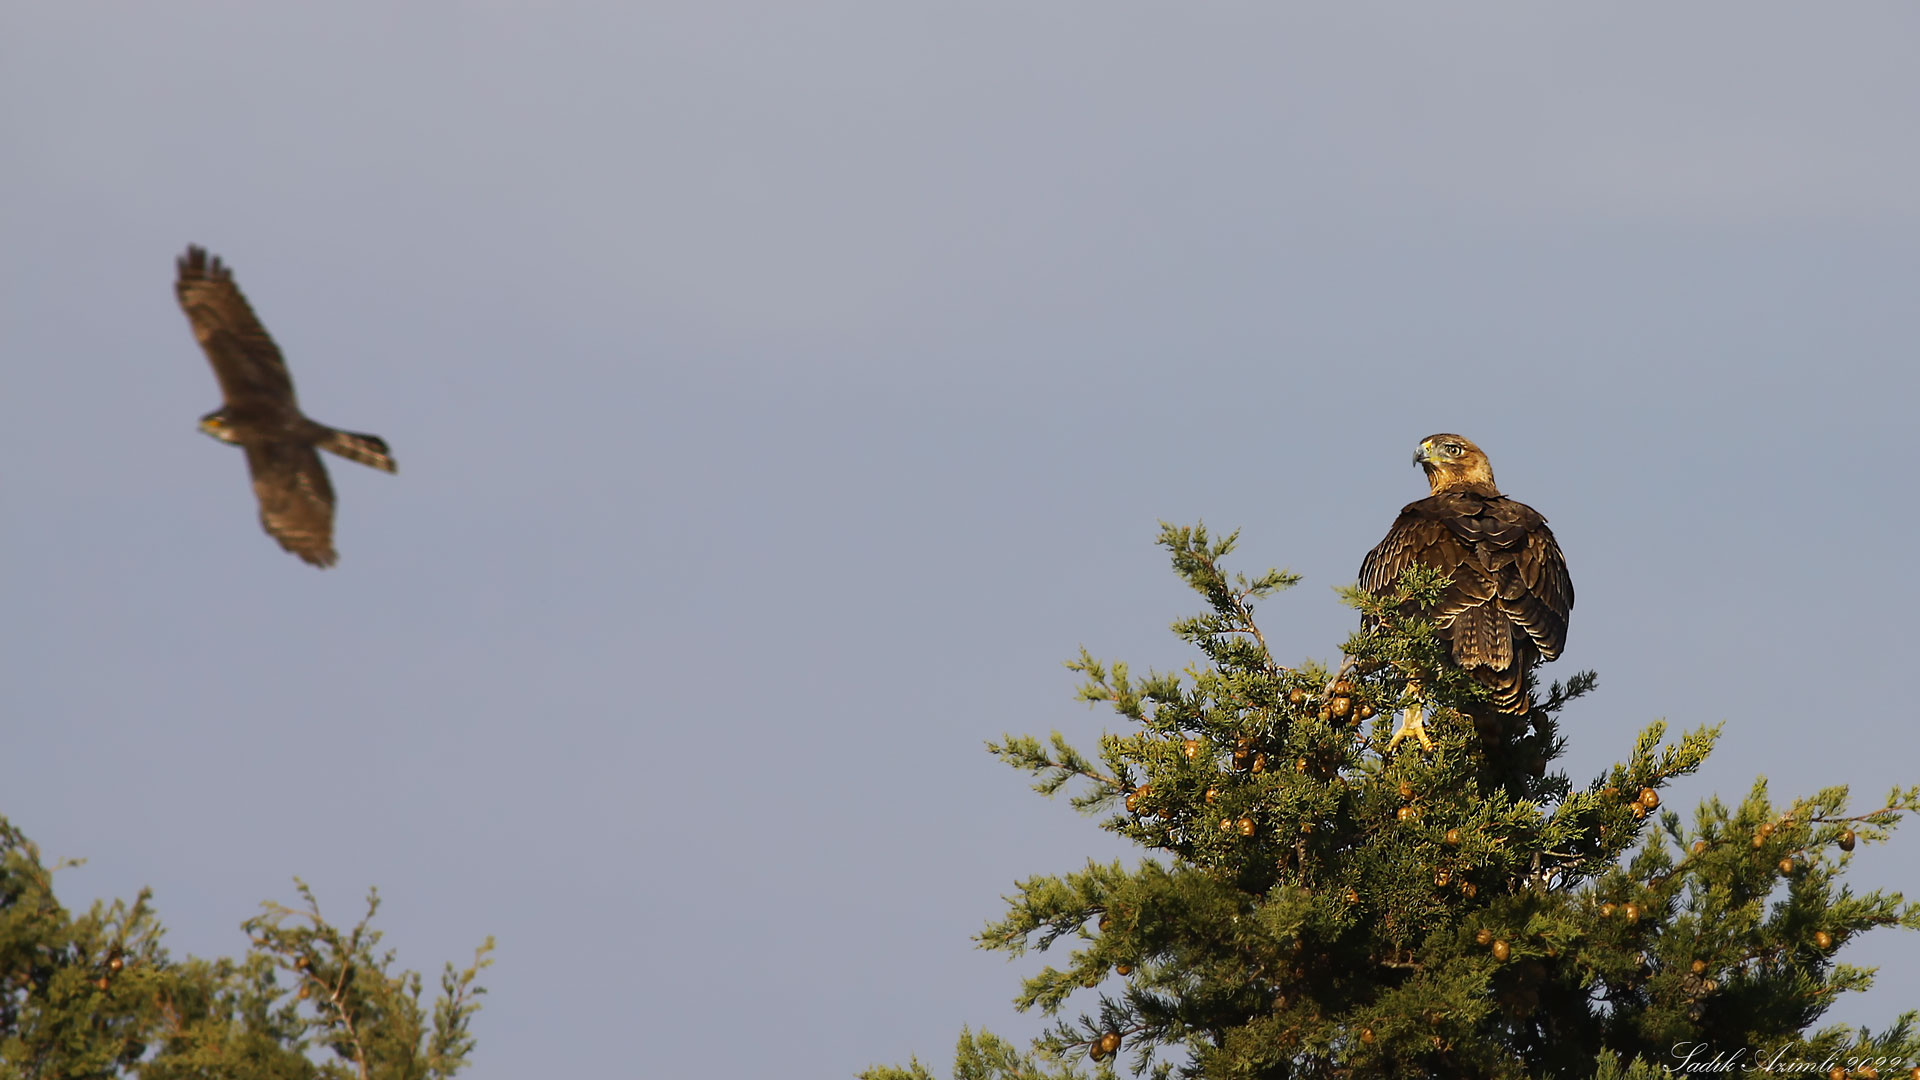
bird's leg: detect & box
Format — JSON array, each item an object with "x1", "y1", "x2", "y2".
[{"x1": 1386, "y1": 678, "x2": 1434, "y2": 753}]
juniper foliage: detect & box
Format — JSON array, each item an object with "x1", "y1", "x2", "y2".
[
  {"x1": 0, "y1": 817, "x2": 490, "y2": 1080},
  {"x1": 864, "y1": 523, "x2": 1920, "y2": 1079}
]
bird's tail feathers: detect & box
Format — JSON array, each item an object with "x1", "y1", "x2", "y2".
[
  {"x1": 320, "y1": 429, "x2": 397, "y2": 473},
  {"x1": 1474, "y1": 667, "x2": 1531, "y2": 714}
]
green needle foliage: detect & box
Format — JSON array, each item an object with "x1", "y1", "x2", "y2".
[
  {"x1": 864, "y1": 523, "x2": 1920, "y2": 1080},
  {"x1": 0, "y1": 818, "x2": 490, "y2": 1080}
]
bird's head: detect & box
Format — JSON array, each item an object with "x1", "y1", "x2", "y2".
[
  {"x1": 1414, "y1": 433, "x2": 1499, "y2": 496},
  {"x1": 198, "y1": 409, "x2": 240, "y2": 445}
]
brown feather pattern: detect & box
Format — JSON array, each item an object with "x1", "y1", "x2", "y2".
[
  {"x1": 244, "y1": 443, "x2": 339, "y2": 567},
  {"x1": 175, "y1": 245, "x2": 395, "y2": 567},
  {"x1": 1359, "y1": 443, "x2": 1573, "y2": 714},
  {"x1": 175, "y1": 246, "x2": 300, "y2": 409}
]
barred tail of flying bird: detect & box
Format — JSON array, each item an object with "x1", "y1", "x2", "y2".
[{"x1": 319, "y1": 429, "x2": 398, "y2": 473}]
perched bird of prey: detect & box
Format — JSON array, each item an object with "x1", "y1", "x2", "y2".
[
  {"x1": 1358, "y1": 434, "x2": 1572, "y2": 751},
  {"x1": 174, "y1": 245, "x2": 396, "y2": 568}
]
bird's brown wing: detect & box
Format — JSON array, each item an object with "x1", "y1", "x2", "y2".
[
  {"x1": 1361, "y1": 495, "x2": 1563, "y2": 711},
  {"x1": 243, "y1": 442, "x2": 337, "y2": 568},
  {"x1": 1476, "y1": 499, "x2": 1573, "y2": 662},
  {"x1": 1358, "y1": 508, "x2": 1448, "y2": 599},
  {"x1": 1359, "y1": 499, "x2": 1500, "y2": 623},
  {"x1": 175, "y1": 246, "x2": 298, "y2": 408}
]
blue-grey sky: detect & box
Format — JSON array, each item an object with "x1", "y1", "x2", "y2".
[{"x1": 4, "y1": 4, "x2": 1918, "y2": 1075}]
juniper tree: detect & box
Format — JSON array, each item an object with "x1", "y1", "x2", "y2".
[
  {"x1": 0, "y1": 816, "x2": 491, "y2": 1080},
  {"x1": 864, "y1": 523, "x2": 1920, "y2": 1080}
]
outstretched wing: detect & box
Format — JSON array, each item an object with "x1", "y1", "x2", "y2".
[
  {"x1": 242, "y1": 442, "x2": 337, "y2": 568},
  {"x1": 175, "y1": 246, "x2": 298, "y2": 408}
]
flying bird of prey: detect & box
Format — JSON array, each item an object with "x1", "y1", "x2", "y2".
[
  {"x1": 175, "y1": 245, "x2": 396, "y2": 568},
  {"x1": 1358, "y1": 434, "x2": 1572, "y2": 751}
]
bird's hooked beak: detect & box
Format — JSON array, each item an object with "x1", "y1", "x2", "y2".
[
  {"x1": 199, "y1": 415, "x2": 234, "y2": 443},
  {"x1": 1412, "y1": 439, "x2": 1436, "y2": 467}
]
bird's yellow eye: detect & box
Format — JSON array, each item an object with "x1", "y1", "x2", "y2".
[{"x1": 1444, "y1": 443, "x2": 1463, "y2": 457}]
